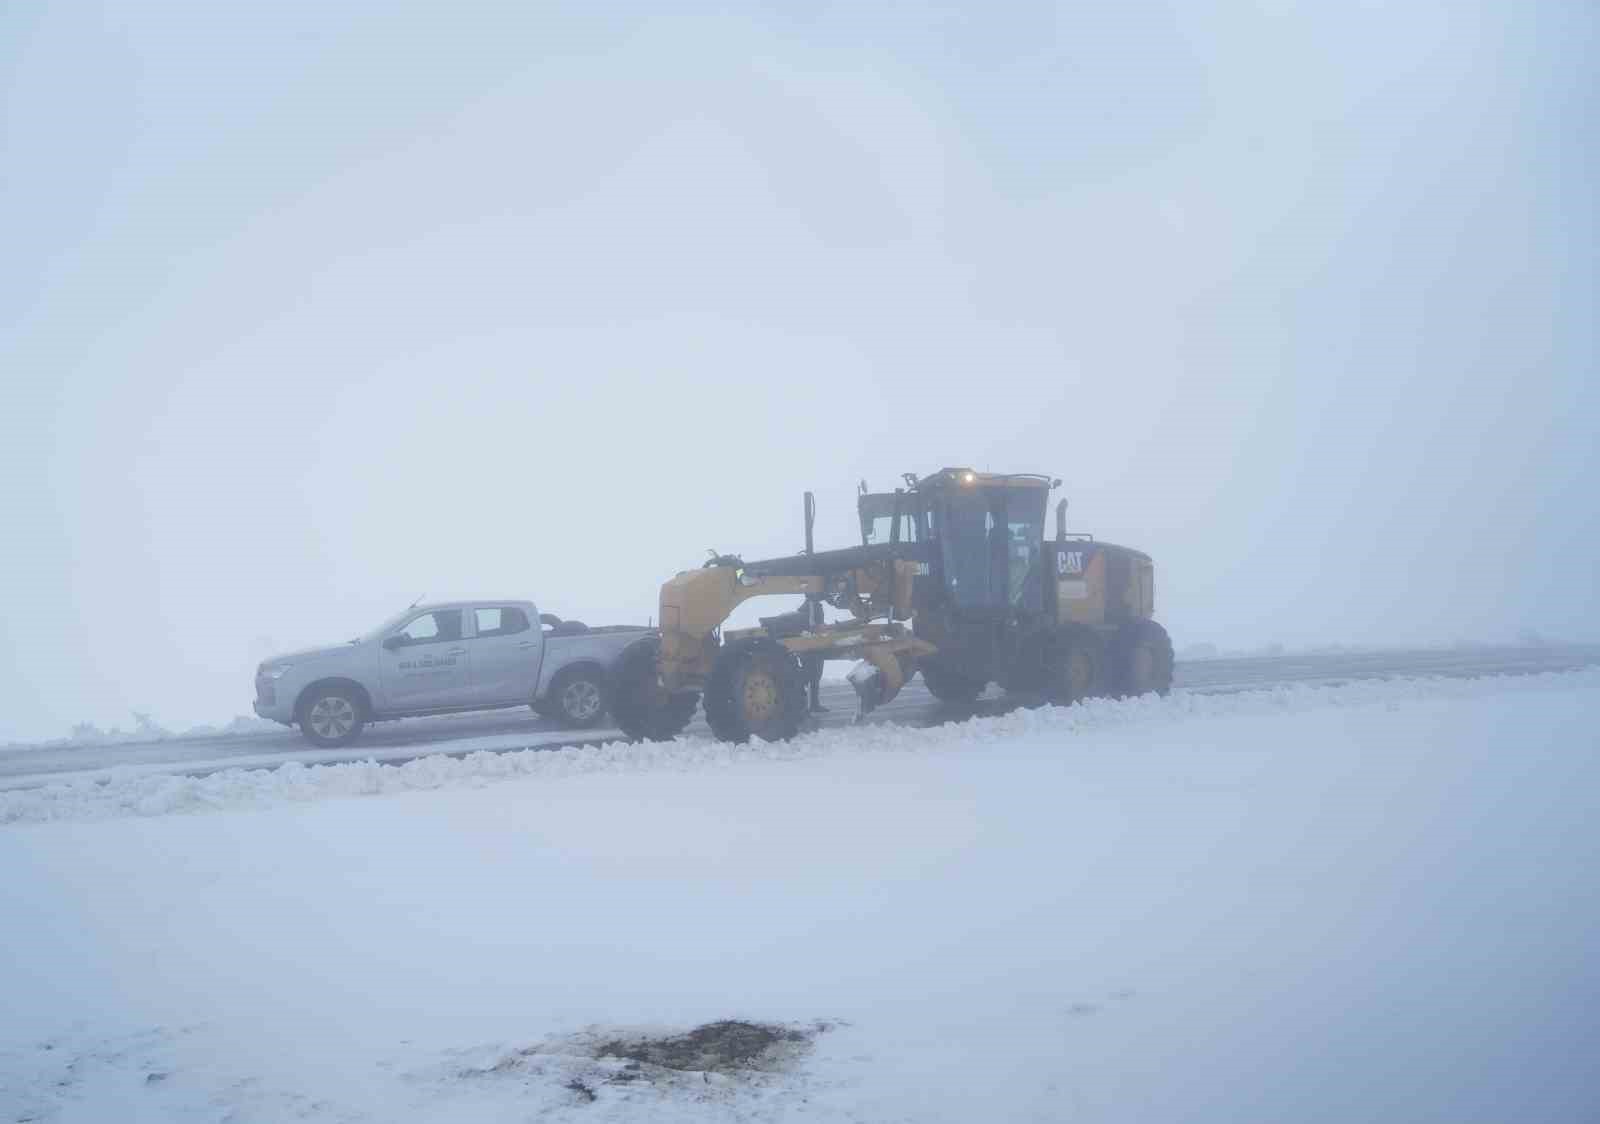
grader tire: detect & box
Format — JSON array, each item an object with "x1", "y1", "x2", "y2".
[
  {"x1": 1047, "y1": 624, "x2": 1107, "y2": 706},
  {"x1": 704, "y1": 640, "x2": 807, "y2": 744},
  {"x1": 611, "y1": 639, "x2": 699, "y2": 741},
  {"x1": 1114, "y1": 619, "x2": 1175, "y2": 698},
  {"x1": 920, "y1": 659, "x2": 986, "y2": 704}
]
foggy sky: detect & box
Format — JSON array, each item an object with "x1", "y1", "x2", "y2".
[{"x1": 3, "y1": 1, "x2": 1595, "y2": 740}]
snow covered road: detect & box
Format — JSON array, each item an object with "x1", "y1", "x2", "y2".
[
  {"x1": 3, "y1": 671, "x2": 1596, "y2": 1122},
  {"x1": 3, "y1": 643, "x2": 1596, "y2": 789}
]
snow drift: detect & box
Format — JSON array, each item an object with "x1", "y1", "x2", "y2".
[{"x1": 4, "y1": 669, "x2": 1595, "y2": 826}]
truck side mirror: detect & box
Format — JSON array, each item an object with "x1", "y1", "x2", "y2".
[
  {"x1": 1055, "y1": 498, "x2": 1068, "y2": 541},
  {"x1": 382, "y1": 635, "x2": 406, "y2": 651}
]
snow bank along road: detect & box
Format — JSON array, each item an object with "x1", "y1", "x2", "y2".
[
  {"x1": 3, "y1": 672, "x2": 1596, "y2": 1122},
  {"x1": 2, "y1": 643, "x2": 1595, "y2": 789}
]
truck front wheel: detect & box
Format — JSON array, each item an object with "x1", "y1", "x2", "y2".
[{"x1": 298, "y1": 685, "x2": 367, "y2": 747}]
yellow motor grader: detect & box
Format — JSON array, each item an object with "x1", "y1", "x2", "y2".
[{"x1": 611, "y1": 468, "x2": 1172, "y2": 742}]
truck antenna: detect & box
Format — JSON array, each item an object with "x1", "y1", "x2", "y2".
[{"x1": 407, "y1": 592, "x2": 426, "y2": 610}]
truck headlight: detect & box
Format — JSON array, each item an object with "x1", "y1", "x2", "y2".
[{"x1": 262, "y1": 664, "x2": 292, "y2": 680}]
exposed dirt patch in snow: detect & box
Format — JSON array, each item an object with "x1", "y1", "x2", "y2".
[
  {"x1": 3, "y1": 1020, "x2": 842, "y2": 1122},
  {"x1": 461, "y1": 1018, "x2": 832, "y2": 1080},
  {"x1": 594, "y1": 1019, "x2": 816, "y2": 1073},
  {"x1": 433, "y1": 1020, "x2": 841, "y2": 1116}
]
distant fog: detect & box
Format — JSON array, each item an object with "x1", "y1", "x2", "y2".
[{"x1": 3, "y1": 1, "x2": 1594, "y2": 739}]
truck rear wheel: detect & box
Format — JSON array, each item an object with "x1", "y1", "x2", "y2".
[
  {"x1": 920, "y1": 659, "x2": 986, "y2": 704},
  {"x1": 705, "y1": 641, "x2": 806, "y2": 743},
  {"x1": 1047, "y1": 625, "x2": 1106, "y2": 706},
  {"x1": 611, "y1": 639, "x2": 699, "y2": 741},
  {"x1": 1114, "y1": 619, "x2": 1174, "y2": 697},
  {"x1": 548, "y1": 666, "x2": 608, "y2": 728}
]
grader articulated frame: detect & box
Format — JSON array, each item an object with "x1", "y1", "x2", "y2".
[{"x1": 611, "y1": 468, "x2": 1172, "y2": 744}]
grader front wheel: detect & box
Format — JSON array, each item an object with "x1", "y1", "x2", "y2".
[
  {"x1": 611, "y1": 639, "x2": 699, "y2": 741},
  {"x1": 705, "y1": 641, "x2": 807, "y2": 743}
]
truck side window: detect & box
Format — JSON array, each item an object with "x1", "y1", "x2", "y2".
[
  {"x1": 475, "y1": 607, "x2": 530, "y2": 638},
  {"x1": 395, "y1": 610, "x2": 462, "y2": 646}
]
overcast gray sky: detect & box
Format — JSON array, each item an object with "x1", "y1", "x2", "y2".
[{"x1": 2, "y1": 1, "x2": 1595, "y2": 740}]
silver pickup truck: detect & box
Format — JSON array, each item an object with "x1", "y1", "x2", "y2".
[{"x1": 253, "y1": 600, "x2": 654, "y2": 747}]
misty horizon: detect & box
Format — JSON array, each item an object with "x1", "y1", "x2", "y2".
[{"x1": 4, "y1": 2, "x2": 1596, "y2": 741}]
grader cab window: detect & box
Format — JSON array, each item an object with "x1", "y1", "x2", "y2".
[
  {"x1": 932, "y1": 485, "x2": 1047, "y2": 614},
  {"x1": 858, "y1": 493, "x2": 920, "y2": 545},
  {"x1": 1005, "y1": 499, "x2": 1047, "y2": 610}
]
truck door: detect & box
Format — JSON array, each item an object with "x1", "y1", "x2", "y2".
[
  {"x1": 378, "y1": 608, "x2": 472, "y2": 707},
  {"x1": 463, "y1": 605, "x2": 542, "y2": 704}
]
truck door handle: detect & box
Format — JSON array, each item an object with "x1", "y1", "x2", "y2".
[
  {"x1": 517, "y1": 641, "x2": 536, "y2": 649},
  {"x1": 447, "y1": 647, "x2": 467, "y2": 655}
]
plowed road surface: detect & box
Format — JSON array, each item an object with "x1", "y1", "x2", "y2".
[{"x1": 4, "y1": 644, "x2": 1595, "y2": 789}]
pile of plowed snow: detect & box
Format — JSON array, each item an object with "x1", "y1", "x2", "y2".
[
  {"x1": 4, "y1": 714, "x2": 279, "y2": 751},
  {"x1": 4, "y1": 669, "x2": 1594, "y2": 826}
]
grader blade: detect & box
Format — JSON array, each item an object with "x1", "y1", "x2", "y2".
[
  {"x1": 847, "y1": 661, "x2": 886, "y2": 721},
  {"x1": 843, "y1": 643, "x2": 921, "y2": 721}
]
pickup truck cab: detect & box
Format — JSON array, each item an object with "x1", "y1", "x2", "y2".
[{"x1": 253, "y1": 600, "x2": 654, "y2": 747}]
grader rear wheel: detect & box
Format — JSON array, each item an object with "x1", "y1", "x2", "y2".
[
  {"x1": 919, "y1": 659, "x2": 986, "y2": 704},
  {"x1": 1047, "y1": 625, "x2": 1107, "y2": 706},
  {"x1": 1114, "y1": 619, "x2": 1174, "y2": 697}
]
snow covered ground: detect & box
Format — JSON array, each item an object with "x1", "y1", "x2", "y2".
[
  {"x1": 5, "y1": 643, "x2": 1596, "y2": 791},
  {"x1": 4, "y1": 673, "x2": 1597, "y2": 1122}
]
